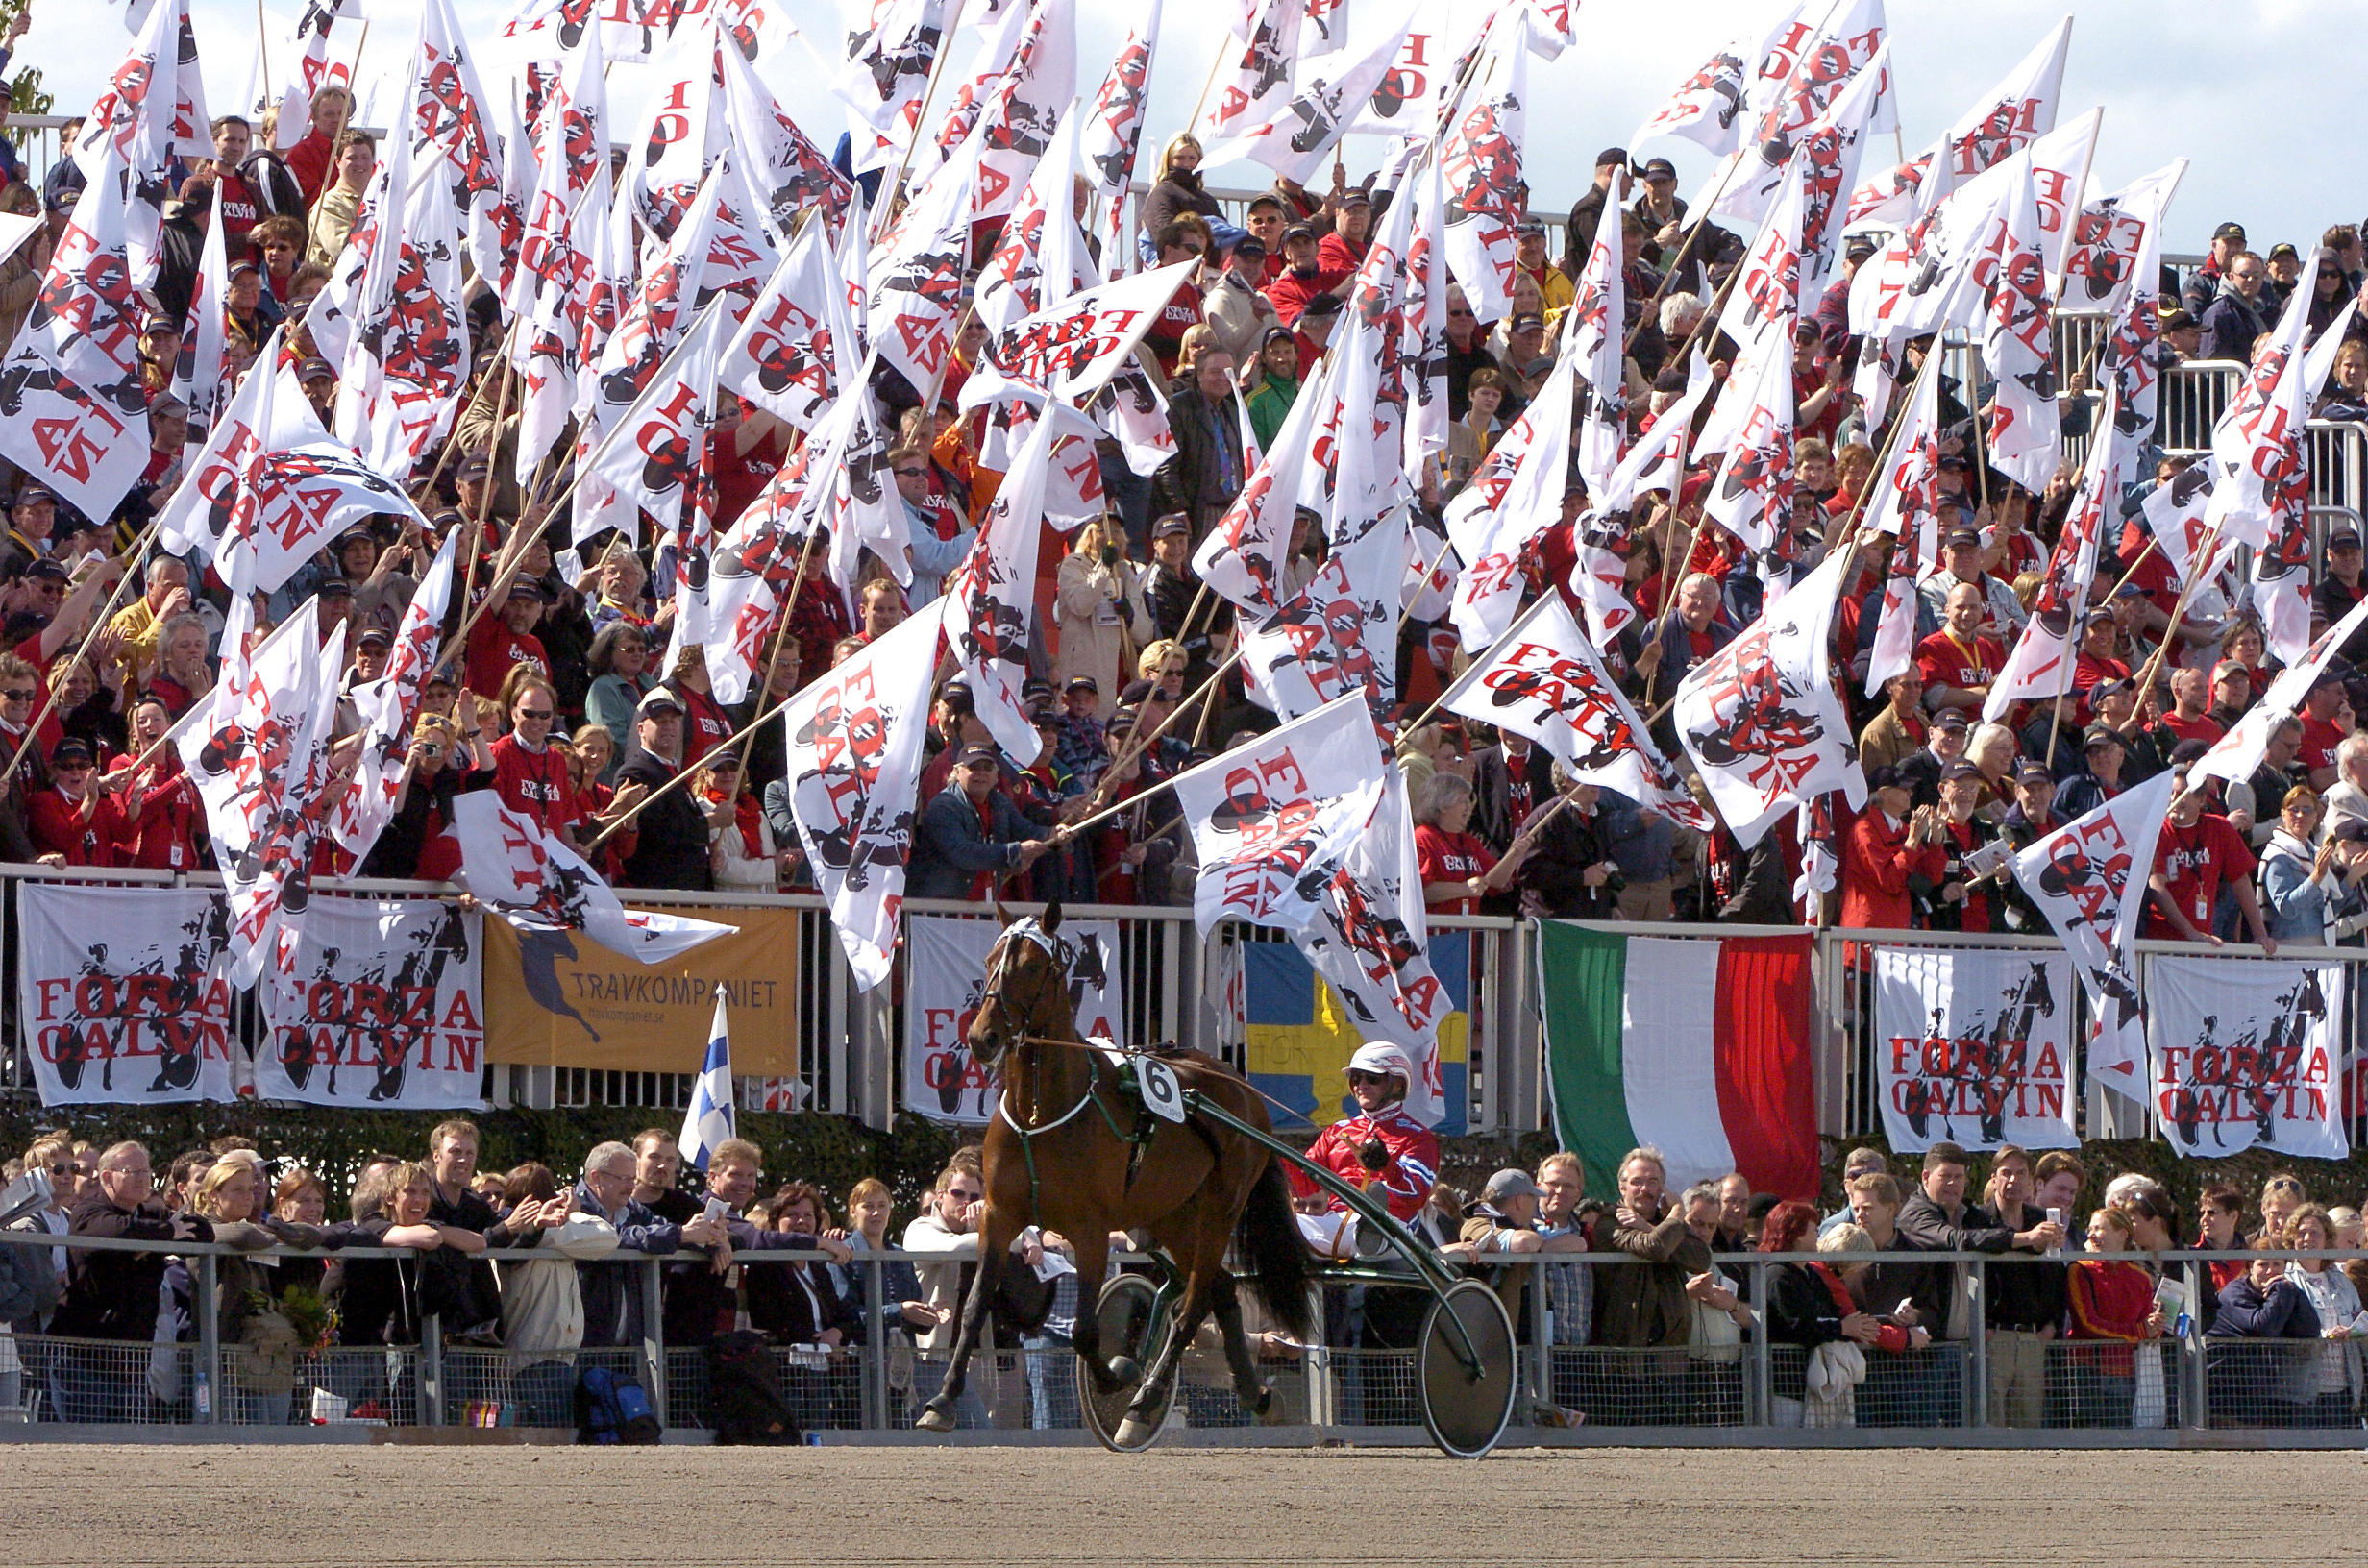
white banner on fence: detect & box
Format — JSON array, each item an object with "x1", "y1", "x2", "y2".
[
  {"x1": 1871, "y1": 947, "x2": 2079, "y2": 1153},
  {"x1": 902, "y1": 915, "x2": 1123, "y2": 1124},
  {"x1": 17, "y1": 885, "x2": 236, "y2": 1106},
  {"x1": 255, "y1": 897, "x2": 486, "y2": 1109},
  {"x1": 2146, "y1": 956, "x2": 2349, "y2": 1161}
]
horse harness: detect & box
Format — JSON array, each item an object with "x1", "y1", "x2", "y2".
[{"x1": 984, "y1": 920, "x2": 1179, "y2": 1219}]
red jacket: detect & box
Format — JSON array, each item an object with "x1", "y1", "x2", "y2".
[
  {"x1": 1839, "y1": 808, "x2": 1944, "y2": 931},
  {"x1": 29, "y1": 788, "x2": 133, "y2": 867},
  {"x1": 1286, "y1": 1106, "x2": 1440, "y2": 1222}
]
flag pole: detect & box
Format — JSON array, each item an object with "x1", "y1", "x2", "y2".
[
  {"x1": 580, "y1": 685, "x2": 804, "y2": 856},
  {"x1": 1084, "y1": 637, "x2": 1248, "y2": 807}
]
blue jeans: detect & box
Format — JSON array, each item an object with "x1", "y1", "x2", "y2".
[
  {"x1": 912, "y1": 1353, "x2": 993, "y2": 1429},
  {"x1": 1024, "y1": 1335, "x2": 1080, "y2": 1430}
]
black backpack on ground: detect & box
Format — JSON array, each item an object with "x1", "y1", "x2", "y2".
[{"x1": 706, "y1": 1330, "x2": 802, "y2": 1445}]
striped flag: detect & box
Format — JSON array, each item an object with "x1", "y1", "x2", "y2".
[
  {"x1": 680, "y1": 994, "x2": 735, "y2": 1173},
  {"x1": 1540, "y1": 924, "x2": 1819, "y2": 1203}
]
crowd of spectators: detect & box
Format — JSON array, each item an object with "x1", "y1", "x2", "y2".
[
  {"x1": 6, "y1": 1125, "x2": 2365, "y2": 1432},
  {"x1": 0, "y1": 108, "x2": 2357, "y2": 950}
]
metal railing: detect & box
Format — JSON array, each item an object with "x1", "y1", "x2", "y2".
[{"x1": 9, "y1": 1230, "x2": 2368, "y2": 1446}]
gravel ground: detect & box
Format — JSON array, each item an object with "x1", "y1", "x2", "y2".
[{"x1": 14, "y1": 1444, "x2": 2361, "y2": 1565}]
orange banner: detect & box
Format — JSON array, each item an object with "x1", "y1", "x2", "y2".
[{"x1": 482, "y1": 906, "x2": 802, "y2": 1074}]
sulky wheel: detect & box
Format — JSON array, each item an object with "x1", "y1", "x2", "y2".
[
  {"x1": 1077, "y1": 1272, "x2": 1175, "y2": 1453},
  {"x1": 1417, "y1": 1278, "x2": 1517, "y2": 1458}
]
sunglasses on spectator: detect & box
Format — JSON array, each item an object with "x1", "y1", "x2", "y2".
[
  {"x1": 948, "y1": 1187, "x2": 983, "y2": 1203},
  {"x1": 894, "y1": 467, "x2": 926, "y2": 478},
  {"x1": 516, "y1": 707, "x2": 554, "y2": 720},
  {"x1": 0, "y1": 687, "x2": 31, "y2": 700},
  {"x1": 2267, "y1": 1178, "x2": 2302, "y2": 1192}
]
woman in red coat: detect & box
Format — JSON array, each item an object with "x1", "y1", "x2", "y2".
[
  {"x1": 1838, "y1": 766, "x2": 1946, "y2": 930},
  {"x1": 2066, "y1": 1205, "x2": 2165, "y2": 1428}
]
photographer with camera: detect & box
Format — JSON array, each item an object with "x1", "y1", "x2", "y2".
[
  {"x1": 358, "y1": 707, "x2": 495, "y2": 880},
  {"x1": 1514, "y1": 767, "x2": 1624, "y2": 919}
]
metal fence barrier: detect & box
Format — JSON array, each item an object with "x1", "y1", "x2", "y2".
[{"x1": 10, "y1": 1231, "x2": 2368, "y2": 1446}]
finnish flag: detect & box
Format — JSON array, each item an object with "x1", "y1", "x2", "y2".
[{"x1": 679, "y1": 994, "x2": 734, "y2": 1172}]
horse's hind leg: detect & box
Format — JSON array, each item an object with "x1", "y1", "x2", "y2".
[
  {"x1": 916, "y1": 1203, "x2": 1019, "y2": 1433},
  {"x1": 1114, "y1": 1215, "x2": 1230, "y2": 1447},
  {"x1": 1208, "y1": 1269, "x2": 1281, "y2": 1422}
]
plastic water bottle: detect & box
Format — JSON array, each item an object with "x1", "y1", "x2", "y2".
[{"x1": 193, "y1": 1364, "x2": 211, "y2": 1421}]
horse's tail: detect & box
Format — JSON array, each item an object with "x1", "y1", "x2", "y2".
[{"x1": 1235, "y1": 1157, "x2": 1317, "y2": 1343}]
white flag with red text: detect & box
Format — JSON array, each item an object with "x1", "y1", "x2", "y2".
[
  {"x1": 1442, "y1": 594, "x2": 1709, "y2": 829},
  {"x1": 1846, "y1": 16, "x2": 2067, "y2": 226},
  {"x1": 962, "y1": 260, "x2": 1197, "y2": 409},
  {"x1": 1172, "y1": 692, "x2": 1385, "y2": 936},
  {"x1": 778, "y1": 600, "x2": 945, "y2": 989},
  {"x1": 1984, "y1": 410, "x2": 2134, "y2": 721},
  {"x1": 947, "y1": 409, "x2": 1067, "y2": 765},
  {"x1": 1675, "y1": 545, "x2": 1866, "y2": 846},
  {"x1": 176, "y1": 609, "x2": 347, "y2": 987},
  {"x1": 156, "y1": 337, "x2": 426, "y2": 595},
  {"x1": 1082, "y1": 0, "x2": 1160, "y2": 280},
  {"x1": 2010, "y1": 770, "x2": 2178, "y2": 1092},
  {"x1": 1436, "y1": 7, "x2": 1529, "y2": 323},
  {"x1": 1633, "y1": 6, "x2": 1801, "y2": 157},
  {"x1": 455, "y1": 792, "x2": 737, "y2": 963},
  {"x1": 331, "y1": 531, "x2": 458, "y2": 864},
  {"x1": 1294, "y1": 769, "x2": 1452, "y2": 1126}
]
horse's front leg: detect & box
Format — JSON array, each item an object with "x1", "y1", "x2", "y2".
[{"x1": 915, "y1": 1202, "x2": 1022, "y2": 1433}]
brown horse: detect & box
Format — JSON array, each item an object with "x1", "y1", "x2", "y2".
[{"x1": 914, "y1": 905, "x2": 1316, "y2": 1444}]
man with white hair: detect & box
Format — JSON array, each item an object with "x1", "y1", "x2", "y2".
[
  {"x1": 1285, "y1": 1042, "x2": 1440, "y2": 1255},
  {"x1": 2320, "y1": 733, "x2": 2368, "y2": 845}
]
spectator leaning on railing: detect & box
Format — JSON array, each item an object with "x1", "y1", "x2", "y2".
[{"x1": 47, "y1": 1141, "x2": 210, "y2": 1422}]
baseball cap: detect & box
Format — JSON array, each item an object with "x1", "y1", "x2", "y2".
[
  {"x1": 1479, "y1": 1168, "x2": 1543, "y2": 1205},
  {"x1": 2014, "y1": 762, "x2": 2055, "y2": 787},
  {"x1": 1936, "y1": 453, "x2": 1972, "y2": 474},
  {"x1": 952, "y1": 743, "x2": 999, "y2": 768},
  {"x1": 356, "y1": 626, "x2": 392, "y2": 650},
  {"x1": 1338, "y1": 187, "x2": 1370, "y2": 208},
  {"x1": 2158, "y1": 306, "x2": 2198, "y2": 332},
  {"x1": 2268, "y1": 241, "x2": 2300, "y2": 261},
  {"x1": 1867, "y1": 764, "x2": 1907, "y2": 791},
  {"x1": 12, "y1": 483, "x2": 52, "y2": 505},
  {"x1": 1105, "y1": 706, "x2": 1139, "y2": 735},
  {"x1": 21, "y1": 559, "x2": 67, "y2": 584},
  {"x1": 1944, "y1": 527, "x2": 1983, "y2": 549},
  {"x1": 1063, "y1": 674, "x2": 1098, "y2": 695},
  {"x1": 1300, "y1": 293, "x2": 1344, "y2": 318},
  {"x1": 1153, "y1": 513, "x2": 1191, "y2": 538},
  {"x1": 1282, "y1": 223, "x2": 1316, "y2": 244},
  {"x1": 2083, "y1": 724, "x2": 2126, "y2": 751},
  {"x1": 1511, "y1": 313, "x2": 1545, "y2": 333},
  {"x1": 2210, "y1": 658, "x2": 2251, "y2": 683},
  {"x1": 1119, "y1": 678, "x2": 1158, "y2": 705},
  {"x1": 2338, "y1": 819, "x2": 2368, "y2": 845},
  {"x1": 1640, "y1": 157, "x2": 1677, "y2": 182},
  {"x1": 2089, "y1": 675, "x2": 2133, "y2": 700},
  {"x1": 2169, "y1": 737, "x2": 2212, "y2": 766},
  {"x1": 1845, "y1": 235, "x2": 1879, "y2": 262},
  {"x1": 297, "y1": 357, "x2": 336, "y2": 383},
  {"x1": 1260, "y1": 324, "x2": 1297, "y2": 349},
  {"x1": 636, "y1": 685, "x2": 684, "y2": 717},
  {"x1": 506, "y1": 578, "x2": 550, "y2": 602},
  {"x1": 2213, "y1": 221, "x2": 2247, "y2": 243},
  {"x1": 2084, "y1": 608, "x2": 2117, "y2": 626},
  {"x1": 1940, "y1": 759, "x2": 1982, "y2": 782},
  {"x1": 1932, "y1": 709, "x2": 1970, "y2": 731},
  {"x1": 1231, "y1": 236, "x2": 1268, "y2": 259},
  {"x1": 49, "y1": 737, "x2": 93, "y2": 766},
  {"x1": 2331, "y1": 530, "x2": 2362, "y2": 551},
  {"x1": 456, "y1": 455, "x2": 491, "y2": 481},
  {"x1": 317, "y1": 577, "x2": 356, "y2": 600},
  {"x1": 1021, "y1": 677, "x2": 1055, "y2": 701}
]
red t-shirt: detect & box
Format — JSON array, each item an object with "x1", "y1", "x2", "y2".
[
  {"x1": 1913, "y1": 629, "x2": 2006, "y2": 695},
  {"x1": 679, "y1": 685, "x2": 735, "y2": 769},
  {"x1": 2157, "y1": 712, "x2": 2225, "y2": 748},
  {"x1": 1416, "y1": 823, "x2": 1496, "y2": 916},
  {"x1": 216, "y1": 172, "x2": 259, "y2": 256},
  {"x1": 465, "y1": 614, "x2": 549, "y2": 698},
  {"x1": 2299, "y1": 717, "x2": 2346, "y2": 775},
  {"x1": 2147, "y1": 813, "x2": 2254, "y2": 939},
  {"x1": 708, "y1": 427, "x2": 789, "y2": 529},
  {"x1": 1143, "y1": 281, "x2": 1203, "y2": 380},
  {"x1": 489, "y1": 733, "x2": 580, "y2": 835}
]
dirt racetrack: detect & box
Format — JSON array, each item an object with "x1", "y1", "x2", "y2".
[{"x1": 13, "y1": 1443, "x2": 2359, "y2": 1565}]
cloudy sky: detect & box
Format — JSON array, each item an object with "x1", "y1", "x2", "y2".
[{"x1": 42, "y1": 0, "x2": 2355, "y2": 257}]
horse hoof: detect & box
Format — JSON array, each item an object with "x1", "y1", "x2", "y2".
[
  {"x1": 1106, "y1": 1356, "x2": 1140, "y2": 1385},
  {"x1": 914, "y1": 1406, "x2": 954, "y2": 1433},
  {"x1": 1113, "y1": 1415, "x2": 1158, "y2": 1448}
]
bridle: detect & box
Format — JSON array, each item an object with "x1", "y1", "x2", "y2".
[{"x1": 974, "y1": 918, "x2": 1074, "y2": 1069}]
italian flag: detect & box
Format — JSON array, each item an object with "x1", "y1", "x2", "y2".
[{"x1": 1540, "y1": 924, "x2": 1820, "y2": 1203}]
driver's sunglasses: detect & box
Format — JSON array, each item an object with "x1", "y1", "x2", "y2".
[{"x1": 1346, "y1": 1069, "x2": 1389, "y2": 1086}]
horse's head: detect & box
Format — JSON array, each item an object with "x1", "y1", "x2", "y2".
[{"x1": 969, "y1": 901, "x2": 1073, "y2": 1067}]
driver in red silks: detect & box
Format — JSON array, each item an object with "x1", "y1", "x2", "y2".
[{"x1": 1286, "y1": 1042, "x2": 1441, "y2": 1256}]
